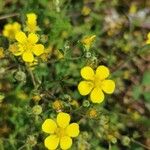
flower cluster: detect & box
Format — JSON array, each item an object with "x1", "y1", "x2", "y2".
[
  {"x1": 3, "y1": 13, "x2": 44, "y2": 63},
  {"x1": 2, "y1": 12, "x2": 117, "y2": 150}
]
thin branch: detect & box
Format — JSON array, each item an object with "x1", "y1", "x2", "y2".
[
  {"x1": 0, "y1": 13, "x2": 19, "y2": 20},
  {"x1": 131, "y1": 138, "x2": 150, "y2": 150},
  {"x1": 26, "y1": 66, "x2": 37, "y2": 88}
]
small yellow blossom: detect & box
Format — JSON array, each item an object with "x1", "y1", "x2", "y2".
[
  {"x1": 81, "y1": 35, "x2": 96, "y2": 50},
  {"x1": 12, "y1": 31, "x2": 44, "y2": 62},
  {"x1": 25, "y1": 13, "x2": 39, "y2": 33},
  {"x1": 70, "y1": 100, "x2": 79, "y2": 108},
  {"x1": 0, "y1": 47, "x2": 5, "y2": 59},
  {"x1": 87, "y1": 108, "x2": 98, "y2": 118},
  {"x1": 3, "y1": 22, "x2": 21, "y2": 40},
  {"x1": 61, "y1": 31, "x2": 68, "y2": 39},
  {"x1": 9, "y1": 43, "x2": 18, "y2": 54},
  {"x1": 54, "y1": 49, "x2": 64, "y2": 59},
  {"x1": 32, "y1": 95, "x2": 41, "y2": 102},
  {"x1": 81, "y1": 6, "x2": 91, "y2": 16},
  {"x1": 52, "y1": 100, "x2": 63, "y2": 111},
  {"x1": 146, "y1": 32, "x2": 150, "y2": 44},
  {"x1": 129, "y1": 3, "x2": 137, "y2": 14},
  {"x1": 40, "y1": 46, "x2": 53, "y2": 61},
  {"x1": 42, "y1": 112, "x2": 80, "y2": 150},
  {"x1": 78, "y1": 65, "x2": 115, "y2": 103}
]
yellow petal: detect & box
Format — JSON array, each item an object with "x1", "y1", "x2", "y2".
[
  {"x1": 66, "y1": 123, "x2": 79, "y2": 137},
  {"x1": 78, "y1": 81, "x2": 93, "y2": 95},
  {"x1": 22, "y1": 52, "x2": 34, "y2": 62},
  {"x1": 90, "y1": 88, "x2": 104, "y2": 103},
  {"x1": 44, "y1": 135, "x2": 59, "y2": 150},
  {"x1": 3, "y1": 30, "x2": 9, "y2": 37},
  {"x1": 32, "y1": 44, "x2": 44, "y2": 56},
  {"x1": 28, "y1": 33, "x2": 38, "y2": 44},
  {"x1": 57, "y1": 112, "x2": 70, "y2": 128},
  {"x1": 102, "y1": 80, "x2": 115, "y2": 94},
  {"x1": 15, "y1": 31, "x2": 27, "y2": 43},
  {"x1": 60, "y1": 136, "x2": 72, "y2": 150},
  {"x1": 4, "y1": 24, "x2": 12, "y2": 30},
  {"x1": 96, "y1": 65, "x2": 110, "y2": 80},
  {"x1": 147, "y1": 32, "x2": 150, "y2": 39},
  {"x1": 27, "y1": 13, "x2": 37, "y2": 24},
  {"x1": 81, "y1": 66, "x2": 94, "y2": 80},
  {"x1": 146, "y1": 39, "x2": 150, "y2": 44},
  {"x1": 13, "y1": 22, "x2": 21, "y2": 30},
  {"x1": 42, "y1": 119, "x2": 57, "y2": 134}
]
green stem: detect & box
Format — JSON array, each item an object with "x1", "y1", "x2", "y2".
[
  {"x1": 26, "y1": 65, "x2": 37, "y2": 88},
  {"x1": 131, "y1": 138, "x2": 150, "y2": 150}
]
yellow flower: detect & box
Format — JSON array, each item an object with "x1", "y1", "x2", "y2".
[
  {"x1": 2, "y1": 22, "x2": 21, "y2": 40},
  {"x1": 32, "y1": 95, "x2": 41, "y2": 102},
  {"x1": 25, "y1": 13, "x2": 39, "y2": 33},
  {"x1": 0, "y1": 47, "x2": 5, "y2": 59},
  {"x1": 54, "y1": 49, "x2": 64, "y2": 59},
  {"x1": 78, "y1": 65, "x2": 115, "y2": 103},
  {"x1": 70, "y1": 100, "x2": 79, "y2": 108},
  {"x1": 40, "y1": 46, "x2": 53, "y2": 61},
  {"x1": 42, "y1": 112, "x2": 80, "y2": 150},
  {"x1": 12, "y1": 31, "x2": 44, "y2": 62},
  {"x1": 129, "y1": 3, "x2": 137, "y2": 14},
  {"x1": 52, "y1": 100, "x2": 63, "y2": 111},
  {"x1": 81, "y1": 35, "x2": 96, "y2": 50},
  {"x1": 87, "y1": 108, "x2": 98, "y2": 118},
  {"x1": 81, "y1": 6, "x2": 91, "y2": 16},
  {"x1": 146, "y1": 32, "x2": 150, "y2": 44}
]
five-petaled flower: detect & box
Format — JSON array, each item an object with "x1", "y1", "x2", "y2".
[
  {"x1": 42, "y1": 112, "x2": 80, "y2": 150},
  {"x1": 12, "y1": 31, "x2": 44, "y2": 62},
  {"x1": 3, "y1": 22, "x2": 21, "y2": 40},
  {"x1": 78, "y1": 65, "x2": 115, "y2": 103}
]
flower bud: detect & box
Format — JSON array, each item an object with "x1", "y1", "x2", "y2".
[
  {"x1": 85, "y1": 52, "x2": 91, "y2": 58},
  {"x1": 122, "y1": 136, "x2": 130, "y2": 146},
  {"x1": 83, "y1": 100, "x2": 90, "y2": 107},
  {"x1": 14, "y1": 71, "x2": 26, "y2": 82},
  {"x1": 52, "y1": 100, "x2": 63, "y2": 111},
  {"x1": 32, "y1": 105, "x2": 42, "y2": 115},
  {"x1": 26, "y1": 135, "x2": 37, "y2": 146}
]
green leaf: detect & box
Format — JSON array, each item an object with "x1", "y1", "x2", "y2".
[
  {"x1": 142, "y1": 70, "x2": 150, "y2": 85},
  {"x1": 132, "y1": 86, "x2": 142, "y2": 100},
  {"x1": 138, "y1": 44, "x2": 150, "y2": 55},
  {"x1": 143, "y1": 92, "x2": 150, "y2": 102}
]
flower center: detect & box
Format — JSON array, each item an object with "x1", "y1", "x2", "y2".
[
  {"x1": 93, "y1": 75, "x2": 103, "y2": 88},
  {"x1": 21, "y1": 42, "x2": 34, "y2": 52},
  {"x1": 55, "y1": 127, "x2": 66, "y2": 138}
]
